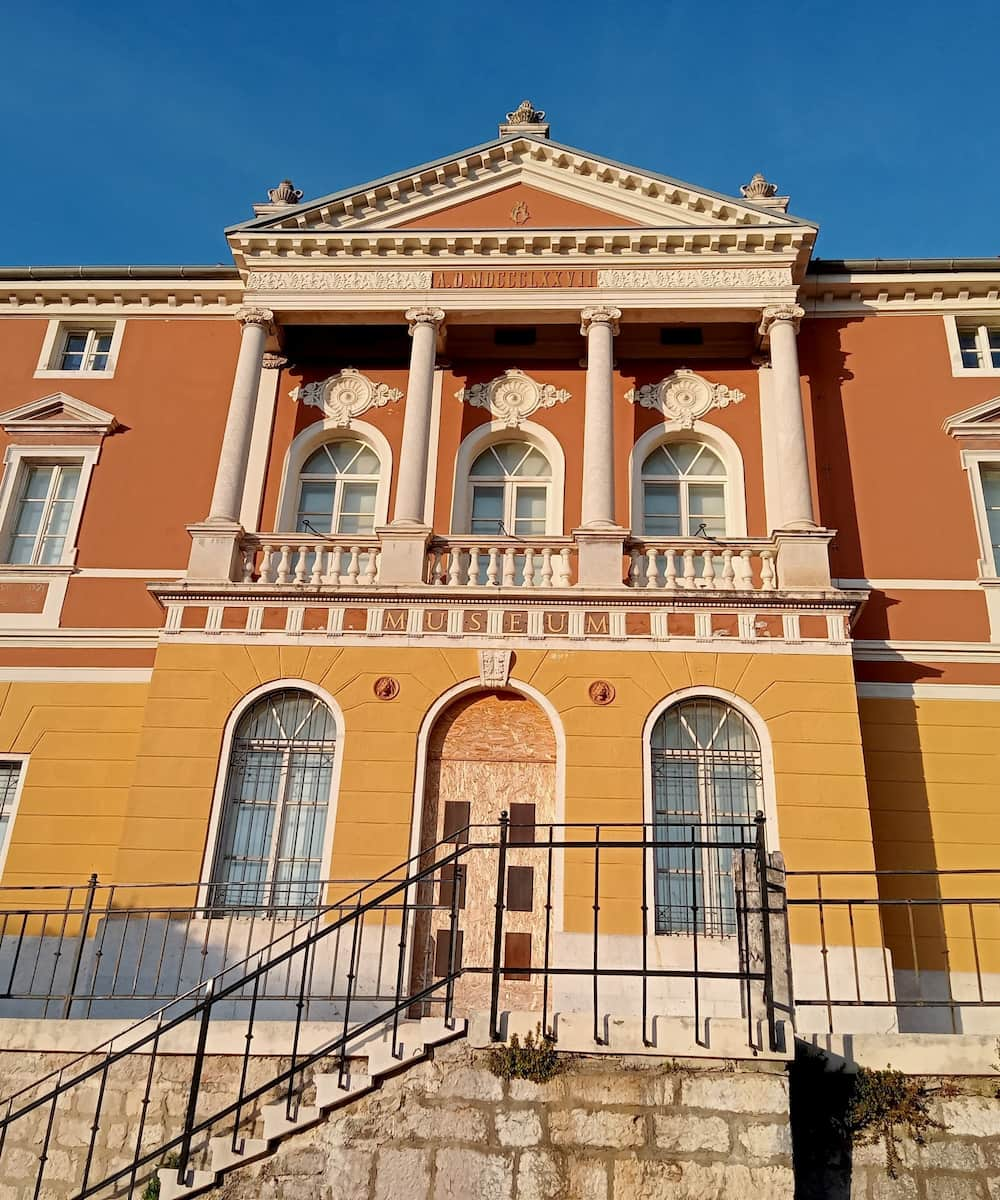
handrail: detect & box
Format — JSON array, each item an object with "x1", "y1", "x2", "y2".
[{"x1": 0, "y1": 819, "x2": 776, "y2": 1199}]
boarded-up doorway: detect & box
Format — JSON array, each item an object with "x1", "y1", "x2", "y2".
[{"x1": 412, "y1": 689, "x2": 557, "y2": 1017}]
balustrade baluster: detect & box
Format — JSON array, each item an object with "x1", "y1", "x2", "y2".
[
  {"x1": 310, "y1": 544, "x2": 324, "y2": 587},
  {"x1": 664, "y1": 551, "x2": 677, "y2": 589},
  {"x1": 347, "y1": 546, "x2": 361, "y2": 586},
  {"x1": 701, "y1": 548, "x2": 716, "y2": 588},
  {"x1": 761, "y1": 550, "x2": 776, "y2": 590},
  {"x1": 276, "y1": 544, "x2": 292, "y2": 585},
  {"x1": 645, "y1": 549, "x2": 660, "y2": 589},
  {"x1": 682, "y1": 548, "x2": 697, "y2": 588},
  {"x1": 486, "y1": 547, "x2": 499, "y2": 586},
  {"x1": 523, "y1": 549, "x2": 535, "y2": 588},
  {"x1": 736, "y1": 549, "x2": 753, "y2": 589},
  {"x1": 467, "y1": 547, "x2": 481, "y2": 587},
  {"x1": 721, "y1": 549, "x2": 736, "y2": 590},
  {"x1": 360, "y1": 547, "x2": 377, "y2": 586},
  {"x1": 629, "y1": 550, "x2": 644, "y2": 588},
  {"x1": 330, "y1": 545, "x2": 345, "y2": 585},
  {"x1": 448, "y1": 548, "x2": 463, "y2": 587},
  {"x1": 292, "y1": 546, "x2": 307, "y2": 585},
  {"x1": 502, "y1": 547, "x2": 516, "y2": 587},
  {"x1": 540, "y1": 548, "x2": 554, "y2": 587},
  {"x1": 558, "y1": 547, "x2": 572, "y2": 586}
]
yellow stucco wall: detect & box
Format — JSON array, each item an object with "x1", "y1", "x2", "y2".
[
  {"x1": 0, "y1": 680, "x2": 148, "y2": 886},
  {"x1": 859, "y1": 695, "x2": 1000, "y2": 974}
]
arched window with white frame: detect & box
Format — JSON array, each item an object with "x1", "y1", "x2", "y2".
[
  {"x1": 209, "y1": 688, "x2": 337, "y2": 913},
  {"x1": 294, "y1": 438, "x2": 381, "y2": 538},
  {"x1": 649, "y1": 696, "x2": 763, "y2": 936},
  {"x1": 640, "y1": 441, "x2": 728, "y2": 538},
  {"x1": 466, "y1": 442, "x2": 552, "y2": 538}
]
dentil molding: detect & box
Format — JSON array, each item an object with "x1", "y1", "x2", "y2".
[
  {"x1": 625, "y1": 369, "x2": 745, "y2": 428},
  {"x1": 456, "y1": 368, "x2": 570, "y2": 427},
  {"x1": 294, "y1": 368, "x2": 403, "y2": 427}
]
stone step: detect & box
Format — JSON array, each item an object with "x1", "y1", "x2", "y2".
[
  {"x1": 156, "y1": 1166, "x2": 216, "y2": 1200},
  {"x1": 315, "y1": 1069, "x2": 372, "y2": 1110},
  {"x1": 261, "y1": 1101, "x2": 321, "y2": 1141},
  {"x1": 208, "y1": 1134, "x2": 270, "y2": 1174}
]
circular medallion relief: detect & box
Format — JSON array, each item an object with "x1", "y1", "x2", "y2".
[
  {"x1": 373, "y1": 676, "x2": 400, "y2": 701},
  {"x1": 588, "y1": 680, "x2": 616, "y2": 706}
]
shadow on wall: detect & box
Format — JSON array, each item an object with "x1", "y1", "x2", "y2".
[{"x1": 789, "y1": 1046, "x2": 854, "y2": 1200}]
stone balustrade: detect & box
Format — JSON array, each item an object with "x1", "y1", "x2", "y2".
[
  {"x1": 427, "y1": 538, "x2": 576, "y2": 588},
  {"x1": 241, "y1": 535, "x2": 381, "y2": 588},
  {"x1": 626, "y1": 540, "x2": 777, "y2": 591}
]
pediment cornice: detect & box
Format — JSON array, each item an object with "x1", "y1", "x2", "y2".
[
  {"x1": 0, "y1": 393, "x2": 119, "y2": 436},
  {"x1": 944, "y1": 397, "x2": 1000, "y2": 438}
]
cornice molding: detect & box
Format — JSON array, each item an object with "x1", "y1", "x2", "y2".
[
  {"x1": 625, "y1": 369, "x2": 745, "y2": 428},
  {"x1": 456, "y1": 368, "x2": 571, "y2": 427},
  {"x1": 0, "y1": 393, "x2": 119, "y2": 436},
  {"x1": 944, "y1": 397, "x2": 1000, "y2": 439},
  {"x1": 293, "y1": 368, "x2": 403, "y2": 427}
]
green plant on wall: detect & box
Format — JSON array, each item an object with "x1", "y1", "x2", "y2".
[
  {"x1": 488, "y1": 1027, "x2": 561, "y2": 1083},
  {"x1": 847, "y1": 1067, "x2": 944, "y2": 1178}
]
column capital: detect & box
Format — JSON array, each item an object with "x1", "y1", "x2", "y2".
[
  {"x1": 580, "y1": 306, "x2": 622, "y2": 336},
  {"x1": 405, "y1": 307, "x2": 446, "y2": 335},
  {"x1": 235, "y1": 305, "x2": 274, "y2": 331},
  {"x1": 758, "y1": 304, "x2": 804, "y2": 338}
]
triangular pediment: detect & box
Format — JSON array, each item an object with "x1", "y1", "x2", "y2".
[
  {"x1": 230, "y1": 136, "x2": 813, "y2": 237},
  {"x1": 944, "y1": 397, "x2": 1000, "y2": 438},
  {"x1": 0, "y1": 394, "x2": 119, "y2": 436}
]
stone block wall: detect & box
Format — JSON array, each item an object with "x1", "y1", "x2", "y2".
[{"x1": 211, "y1": 1041, "x2": 794, "y2": 1200}]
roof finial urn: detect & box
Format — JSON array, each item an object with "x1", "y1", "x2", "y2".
[
  {"x1": 738, "y1": 171, "x2": 790, "y2": 212},
  {"x1": 499, "y1": 99, "x2": 550, "y2": 139},
  {"x1": 267, "y1": 178, "x2": 303, "y2": 206}
]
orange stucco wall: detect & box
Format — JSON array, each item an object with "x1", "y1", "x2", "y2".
[{"x1": 397, "y1": 182, "x2": 641, "y2": 229}]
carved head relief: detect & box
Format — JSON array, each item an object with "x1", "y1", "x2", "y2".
[
  {"x1": 294, "y1": 368, "x2": 403, "y2": 428},
  {"x1": 457, "y1": 369, "x2": 570, "y2": 429},
  {"x1": 625, "y1": 368, "x2": 745, "y2": 430}
]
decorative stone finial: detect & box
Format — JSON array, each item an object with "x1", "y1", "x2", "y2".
[
  {"x1": 499, "y1": 100, "x2": 550, "y2": 138},
  {"x1": 506, "y1": 100, "x2": 545, "y2": 126},
  {"x1": 267, "y1": 178, "x2": 303, "y2": 206},
  {"x1": 740, "y1": 172, "x2": 778, "y2": 200}
]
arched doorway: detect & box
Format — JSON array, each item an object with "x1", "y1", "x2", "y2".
[{"x1": 413, "y1": 688, "x2": 557, "y2": 1015}]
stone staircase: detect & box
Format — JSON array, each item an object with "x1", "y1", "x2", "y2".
[{"x1": 158, "y1": 1015, "x2": 465, "y2": 1200}]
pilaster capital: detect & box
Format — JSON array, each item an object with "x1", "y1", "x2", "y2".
[
  {"x1": 758, "y1": 304, "x2": 804, "y2": 338},
  {"x1": 580, "y1": 306, "x2": 622, "y2": 336},
  {"x1": 405, "y1": 307, "x2": 446, "y2": 335},
  {"x1": 235, "y1": 305, "x2": 274, "y2": 332}
]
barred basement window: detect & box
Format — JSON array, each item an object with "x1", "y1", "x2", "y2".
[
  {"x1": 650, "y1": 697, "x2": 762, "y2": 936},
  {"x1": 210, "y1": 690, "x2": 337, "y2": 913}
]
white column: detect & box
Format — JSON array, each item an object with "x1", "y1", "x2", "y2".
[
  {"x1": 580, "y1": 306, "x2": 621, "y2": 528},
  {"x1": 392, "y1": 307, "x2": 445, "y2": 526},
  {"x1": 207, "y1": 306, "x2": 273, "y2": 523},
  {"x1": 759, "y1": 304, "x2": 815, "y2": 530}
]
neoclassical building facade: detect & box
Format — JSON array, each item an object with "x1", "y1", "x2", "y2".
[{"x1": 0, "y1": 103, "x2": 997, "y2": 1043}]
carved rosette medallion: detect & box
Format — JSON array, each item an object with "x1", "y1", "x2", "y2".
[
  {"x1": 373, "y1": 676, "x2": 400, "y2": 701},
  {"x1": 588, "y1": 681, "x2": 615, "y2": 706},
  {"x1": 456, "y1": 369, "x2": 570, "y2": 428},
  {"x1": 625, "y1": 369, "x2": 745, "y2": 430},
  {"x1": 294, "y1": 368, "x2": 403, "y2": 428},
  {"x1": 479, "y1": 649, "x2": 513, "y2": 689}
]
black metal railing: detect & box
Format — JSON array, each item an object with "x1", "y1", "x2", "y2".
[
  {"x1": 786, "y1": 868, "x2": 1000, "y2": 1034},
  {"x1": 0, "y1": 817, "x2": 778, "y2": 1199}
]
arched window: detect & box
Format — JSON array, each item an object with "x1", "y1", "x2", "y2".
[
  {"x1": 295, "y1": 439, "x2": 380, "y2": 537},
  {"x1": 467, "y1": 442, "x2": 552, "y2": 537},
  {"x1": 210, "y1": 689, "x2": 337, "y2": 912},
  {"x1": 640, "y1": 441, "x2": 727, "y2": 537},
  {"x1": 650, "y1": 697, "x2": 762, "y2": 935}
]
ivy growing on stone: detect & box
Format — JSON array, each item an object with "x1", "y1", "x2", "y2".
[{"x1": 846, "y1": 1067, "x2": 944, "y2": 1179}]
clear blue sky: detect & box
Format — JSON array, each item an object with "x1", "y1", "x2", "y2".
[{"x1": 2, "y1": 0, "x2": 996, "y2": 266}]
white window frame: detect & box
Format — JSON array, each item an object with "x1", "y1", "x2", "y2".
[
  {"x1": 34, "y1": 319, "x2": 125, "y2": 380},
  {"x1": 959, "y1": 450, "x2": 1000, "y2": 641},
  {"x1": 295, "y1": 441, "x2": 382, "y2": 538},
  {"x1": 639, "y1": 443, "x2": 729, "y2": 539},
  {"x1": 629, "y1": 421, "x2": 747, "y2": 538},
  {"x1": 944, "y1": 316, "x2": 1000, "y2": 378},
  {"x1": 467, "y1": 444, "x2": 552, "y2": 539},
  {"x1": 274, "y1": 419, "x2": 392, "y2": 533},
  {"x1": 0, "y1": 445, "x2": 100, "y2": 571},
  {"x1": 0, "y1": 754, "x2": 28, "y2": 882},
  {"x1": 450, "y1": 421, "x2": 565, "y2": 536}
]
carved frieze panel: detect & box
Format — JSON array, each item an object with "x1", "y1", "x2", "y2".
[
  {"x1": 625, "y1": 369, "x2": 745, "y2": 429},
  {"x1": 456, "y1": 369, "x2": 570, "y2": 428},
  {"x1": 247, "y1": 271, "x2": 433, "y2": 290},
  {"x1": 294, "y1": 368, "x2": 403, "y2": 427},
  {"x1": 597, "y1": 268, "x2": 791, "y2": 289}
]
